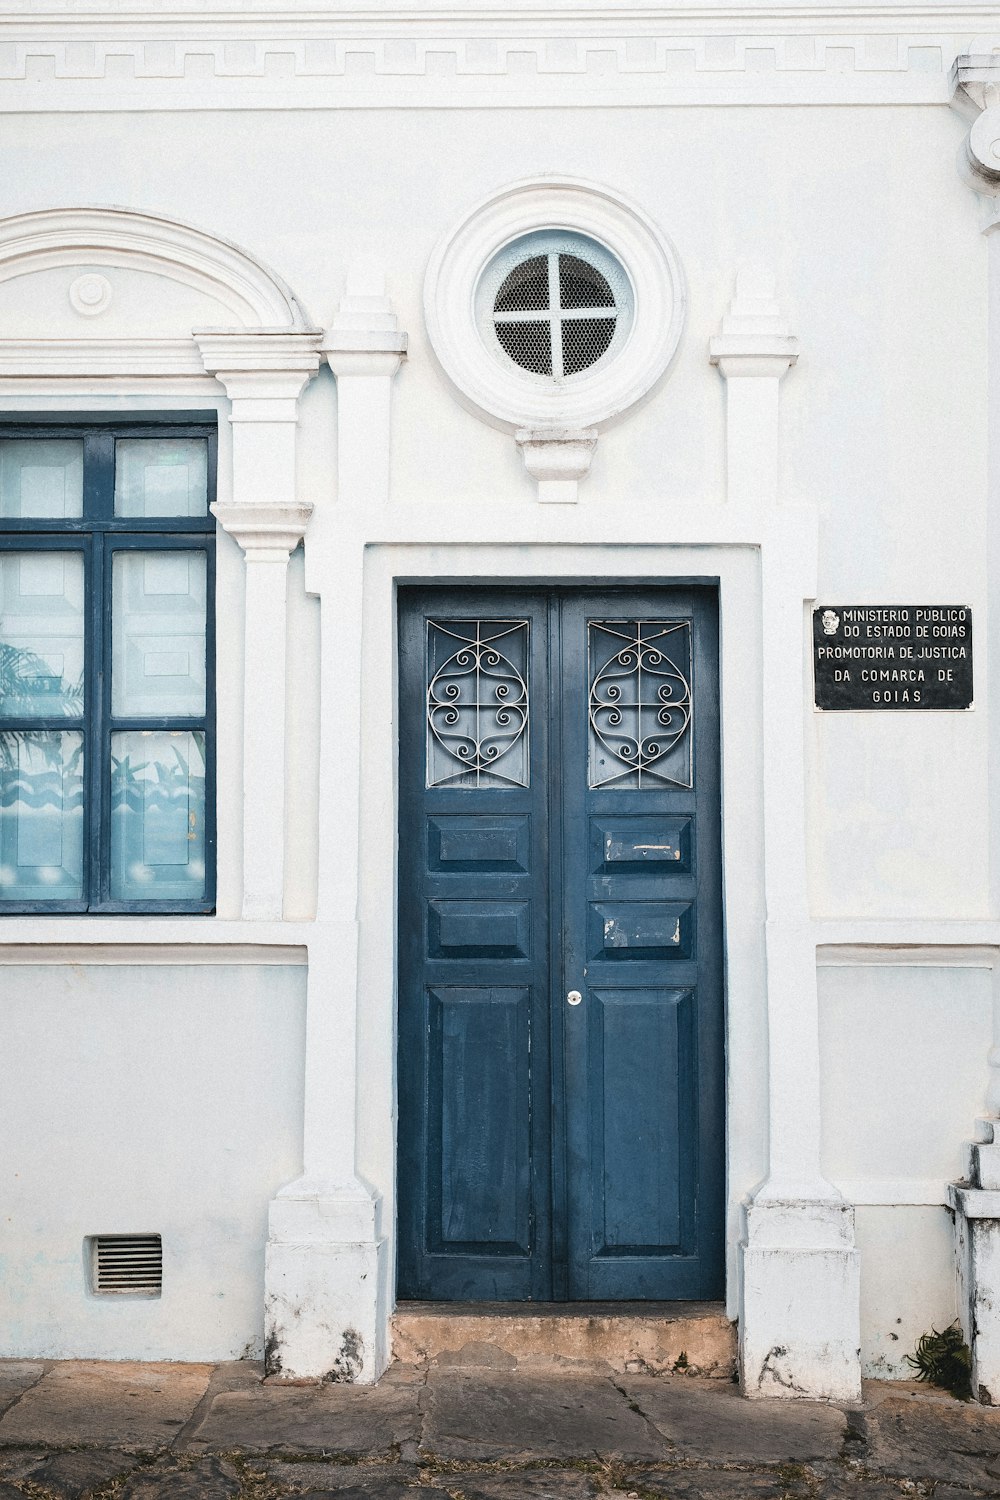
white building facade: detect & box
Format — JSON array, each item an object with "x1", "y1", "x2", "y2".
[{"x1": 1, "y1": 0, "x2": 1000, "y2": 1403}]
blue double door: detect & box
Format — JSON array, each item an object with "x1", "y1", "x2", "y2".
[{"x1": 397, "y1": 587, "x2": 724, "y2": 1302}]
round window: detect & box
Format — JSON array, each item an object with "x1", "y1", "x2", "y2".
[
  {"x1": 476, "y1": 231, "x2": 634, "y2": 383},
  {"x1": 425, "y1": 178, "x2": 686, "y2": 432}
]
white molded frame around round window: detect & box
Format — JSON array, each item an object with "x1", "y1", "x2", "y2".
[{"x1": 424, "y1": 177, "x2": 686, "y2": 433}]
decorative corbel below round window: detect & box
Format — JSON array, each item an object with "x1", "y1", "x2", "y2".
[{"x1": 424, "y1": 178, "x2": 686, "y2": 434}]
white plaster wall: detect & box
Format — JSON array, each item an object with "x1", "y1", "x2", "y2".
[
  {"x1": 818, "y1": 961, "x2": 992, "y2": 1375},
  {"x1": 0, "y1": 107, "x2": 978, "y2": 509},
  {"x1": 0, "y1": 962, "x2": 306, "y2": 1360},
  {"x1": 810, "y1": 710, "x2": 988, "y2": 920},
  {"x1": 855, "y1": 1207, "x2": 958, "y2": 1380},
  {"x1": 0, "y1": 103, "x2": 988, "y2": 923},
  {"x1": 0, "y1": 84, "x2": 993, "y2": 1372}
]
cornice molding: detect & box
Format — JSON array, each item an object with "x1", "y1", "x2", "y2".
[
  {"x1": 0, "y1": 19, "x2": 996, "y2": 109},
  {"x1": 0, "y1": 338, "x2": 208, "y2": 379},
  {"x1": 2, "y1": 2, "x2": 998, "y2": 21}
]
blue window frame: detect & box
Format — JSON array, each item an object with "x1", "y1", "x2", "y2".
[{"x1": 0, "y1": 416, "x2": 216, "y2": 914}]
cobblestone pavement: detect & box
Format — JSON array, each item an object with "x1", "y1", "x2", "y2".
[{"x1": 1, "y1": 1357, "x2": 999, "y2": 1498}]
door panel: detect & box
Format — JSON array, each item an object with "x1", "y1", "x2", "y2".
[
  {"x1": 397, "y1": 586, "x2": 723, "y2": 1303},
  {"x1": 558, "y1": 592, "x2": 722, "y2": 1299},
  {"x1": 588, "y1": 985, "x2": 692, "y2": 1253},
  {"x1": 429, "y1": 985, "x2": 532, "y2": 1255},
  {"x1": 397, "y1": 591, "x2": 552, "y2": 1301},
  {"x1": 428, "y1": 815, "x2": 531, "y2": 874}
]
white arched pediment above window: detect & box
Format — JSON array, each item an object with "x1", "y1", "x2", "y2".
[{"x1": 0, "y1": 205, "x2": 317, "y2": 381}]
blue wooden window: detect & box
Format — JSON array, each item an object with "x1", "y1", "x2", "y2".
[{"x1": 0, "y1": 418, "x2": 216, "y2": 913}]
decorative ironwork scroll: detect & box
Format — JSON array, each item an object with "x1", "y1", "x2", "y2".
[
  {"x1": 588, "y1": 620, "x2": 692, "y2": 789},
  {"x1": 426, "y1": 619, "x2": 529, "y2": 788}
]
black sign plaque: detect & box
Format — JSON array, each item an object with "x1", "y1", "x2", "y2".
[{"x1": 813, "y1": 605, "x2": 973, "y2": 710}]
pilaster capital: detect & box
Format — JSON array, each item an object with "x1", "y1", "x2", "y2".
[
  {"x1": 322, "y1": 269, "x2": 407, "y2": 378},
  {"x1": 515, "y1": 427, "x2": 598, "y2": 504},
  {"x1": 951, "y1": 55, "x2": 1000, "y2": 196},
  {"x1": 709, "y1": 269, "x2": 798, "y2": 378},
  {"x1": 211, "y1": 499, "x2": 314, "y2": 561},
  {"x1": 325, "y1": 346, "x2": 407, "y2": 380},
  {"x1": 195, "y1": 329, "x2": 324, "y2": 410}
]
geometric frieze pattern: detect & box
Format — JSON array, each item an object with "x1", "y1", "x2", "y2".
[{"x1": 0, "y1": 34, "x2": 993, "y2": 106}]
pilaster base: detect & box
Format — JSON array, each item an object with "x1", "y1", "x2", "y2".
[
  {"x1": 264, "y1": 1178, "x2": 388, "y2": 1385},
  {"x1": 739, "y1": 1196, "x2": 861, "y2": 1401},
  {"x1": 951, "y1": 1183, "x2": 1000, "y2": 1403}
]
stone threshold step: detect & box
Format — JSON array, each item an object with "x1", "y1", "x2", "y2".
[{"x1": 392, "y1": 1300, "x2": 736, "y2": 1378}]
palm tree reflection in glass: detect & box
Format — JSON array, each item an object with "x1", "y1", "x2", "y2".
[
  {"x1": 110, "y1": 730, "x2": 206, "y2": 901},
  {"x1": 0, "y1": 641, "x2": 84, "y2": 898}
]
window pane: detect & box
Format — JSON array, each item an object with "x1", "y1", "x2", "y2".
[
  {"x1": 0, "y1": 552, "x2": 85, "y2": 718},
  {"x1": 112, "y1": 551, "x2": 207, "y2": 717},
  {"x1": 0, "y1": 439, "x2": 84, "y2": 519},
  {"x1": 110, "y1": 730, "x2": 206, "y2": 902},
  {"x1": 114, "y1": 438, "x2": 209, "y2": 518},
  {"x1": 0, "y1": 730, "x2": 84, "y2": 901}
]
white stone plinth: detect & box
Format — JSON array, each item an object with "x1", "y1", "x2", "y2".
[
  {"x1": 264, "y1": 1182, "x2": 388, "y2": 1385},
  {"x1": 740, "y1": 1197, "x2": 862, "y2": 1401}
]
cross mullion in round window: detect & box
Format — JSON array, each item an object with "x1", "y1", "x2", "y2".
[{"x1": 479, "y1": 232, "x2": 633, "y2": 383}]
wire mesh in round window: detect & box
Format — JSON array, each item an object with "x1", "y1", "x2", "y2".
[{"x1": 476, "y1": 232, "x2": 634, "y2": 384}]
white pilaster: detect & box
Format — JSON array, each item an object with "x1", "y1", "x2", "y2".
[
  {"x1": 262, "y1": 276, "x2": 406, "y2": 1385},
  {"x1": 950, "y1": 55, "x2": 1000, "y2": 1405},
  {"x1": 264, "y1": 927, "x2": 389, "y2": 1384},
  {"x1": 712, "y1": 274, "x2": 861, "y2": 1401},
  {"x1": 323, "y1": 269, "x2": 407, "y2": 511},
  {"x1": 709, "y1": 269, "x2": 798, "y2": 507},
  {"x1": 197, "y1": 330, "x2": 321, "y2": 922}
]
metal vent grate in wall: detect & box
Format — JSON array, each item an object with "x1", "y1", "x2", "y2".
[{"x1": 90, "y1": 1234, "x2": 162, "y2": 1296}]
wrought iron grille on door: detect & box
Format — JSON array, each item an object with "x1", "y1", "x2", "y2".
[
  {"x1": 587, "y1": 620, "x2": 692, "y2": 789},
  {"x1": 425, "y1": 619, "x2": 530, "y2": 789}
]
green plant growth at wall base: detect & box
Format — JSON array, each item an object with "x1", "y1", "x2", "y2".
[{"x1": 905, "y1": 1322, "x2": 972, "y2": 1400}]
